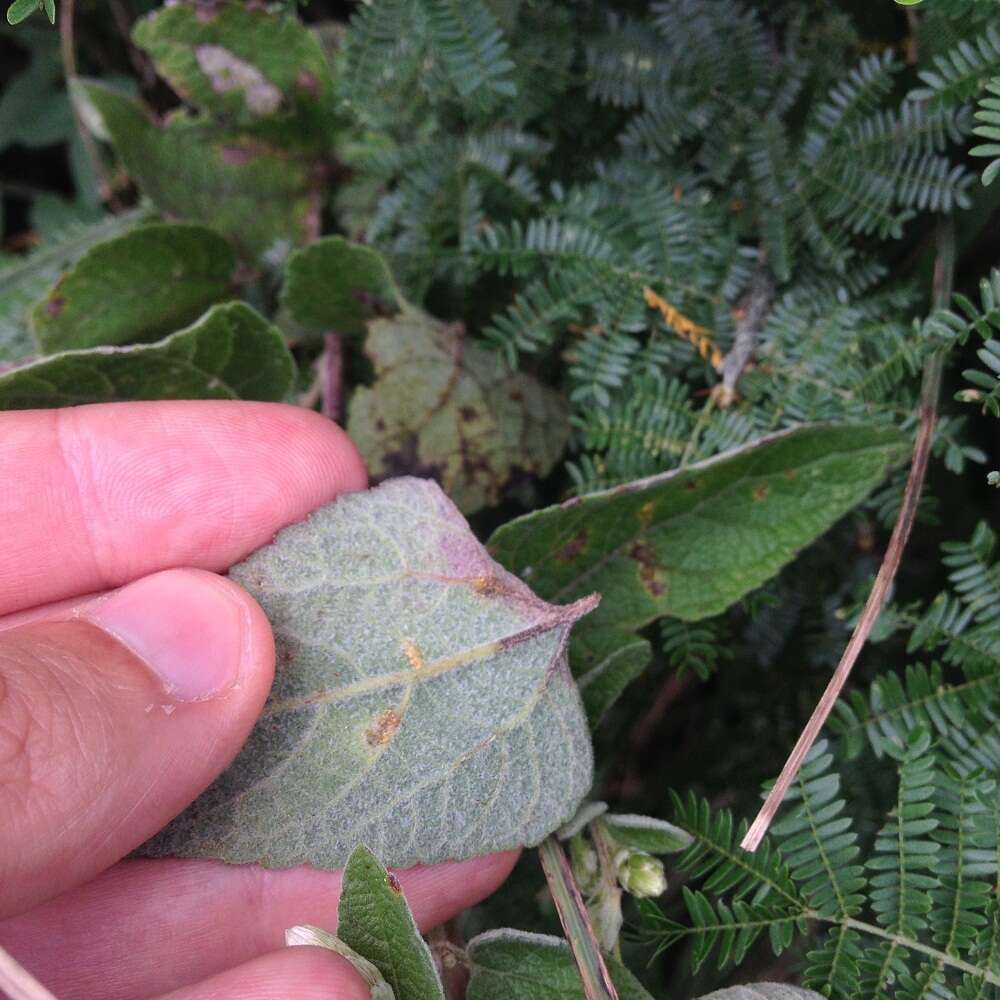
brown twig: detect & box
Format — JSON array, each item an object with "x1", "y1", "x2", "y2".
[
  {"x1": 108, "y1": 0, "x2": 156, "y2": 88},
  {"x1": 717, "y1": 261, "x2": 773, "y2": 406},
  {"x1": 0, "y1": 946, "x2": 59, "y2": 1000},
  {"x1": 740, "y1": 217, "x2": 955, "y2": 853},
  {"x1": 59, "y1": 0, "x2": 122, "y2": 211},
  {"x1": 321, "y1": 332, "x2": 344, "y2": 422},
  {"x1": 538, "y1": 836, "x2": 619, "y2": 1000}
]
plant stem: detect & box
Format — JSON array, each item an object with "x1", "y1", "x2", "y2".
[
  {"x1": 59, "y1": 0, "x2": 121, "y2": 211},
  {"x1": 0, "y1": 946, "x2": 59, "y2": 1000},
  {"x1": 538, "y1": 836, "x2": 619, "y2": 1000},
  {"x1": 589, "y1": 817, "x2": 624, "y2": 959},
  {"x1": 321, "y1": 333, "x2": 344, "y2": 422},
  {"x1": 741, "y1": 216, "x2": 955, "y2": 853}
]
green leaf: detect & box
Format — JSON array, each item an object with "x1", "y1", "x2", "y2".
[
  {"x1": 603, "y1": 813, "x2": 694, "y2": 854},
  {"x1": 132, "y1": 2, "x2": 340, "y2": 150},
  {"x1": 79, "y1": 81, "x2": 317, "y2": 258},
  {"x1": 141, "y1": 477, "x2": 597, "y2": 869},
  {"x1": 31, "y1": 223, "x2": 235, "y2": 353},
  {"x1": 0, "y1": 302, "x2": 294, "y2": 408},
  {"x1": 337, "y1": 845, "x2": 445, "y2": 1000},
  {"x1": 466, "y1": 929, "x2": 653, "y2": 999},
  {"x1": 42, "y1": 0, "x2": 53, "y2": 22},
  {"x1": 696, "y1": 986, "x2": 825, "y2": 1000},
  {"x1": 6, "y1": 0, "x2": 39, "y2": 25},
  {"x1": 0, "y1": 211, "x2": 143, "y2": 363},
  {"x1": 489, "y1": 424, "x2": 905, "y2": 692},
  {"x1": 348, "y1": 310, "x2": 570, "y2": 513},
  {"x1": 281, "y1": 236, "x2": 401, "y2": 337},
  {"x1": 575, "y1": 631, "x2": 650, "y2": 726}
]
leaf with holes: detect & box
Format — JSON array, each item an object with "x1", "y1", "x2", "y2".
[
  {"x1": 489, "y1": 424, "x2": 906, "y2": 719},
  {"x1": 348, "y1": 309, "x2": 569, "y2": 514},
  {"x1": 0, "y1": 302, "x2": 294, "y2": 409},
  {"x1": 142, "y1": 477, "x2": 596, "y2": 869},
  {"x1": 32, "y1": 223, "x2": 235, "y2": 353}
]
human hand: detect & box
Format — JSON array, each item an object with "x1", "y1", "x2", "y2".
[{"x1": 0, "y1": 401, "x2": 517, "y2": 999}]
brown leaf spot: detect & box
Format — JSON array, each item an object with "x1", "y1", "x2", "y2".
[
  {"x1": 365, "y1": 709, "x2": 402, "y2": 747},
  {"x1": 638, "y1": 500, "x2": 655, "y2": 531},
  {"x1": 555, "y1": 529, "x2": 588, "y2": 562},
  {"x1": 630, "y1": 540, "x2": 666, "y2": 597},
  {"x1": 295, "y1": 68, "x2": 320, "y2": 98},
  {"x1": 219, "y1": 145, "x2": 256, "y2": 166},
  {"x1": 458, "y1": 405, "x2": 478, "y2": 422},
  {"x1": 471, "y1": 575, "x2": 509, "y2": 597},
  {"x1": 45, "y1": 296, "x2": 65, "y2": 317},
  {"x1": 386, "y1": 871, "x2": 403, "y2": 893},
  {"x1": 753, "y1": 484, "x2": 769, "y2": 500},
  {"x1": 401, "y1": 638, "x2": 425, "y2": 671},
  {"x1": 685, "y1": 478, "x2": 701, "y2": 492}
]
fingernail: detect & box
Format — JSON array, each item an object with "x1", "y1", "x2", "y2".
[{"x1": 81, "y1": 569, "x2": 247, "y2": 701}]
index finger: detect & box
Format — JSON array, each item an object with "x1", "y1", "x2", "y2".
[{"x1": 0, "y1": 402, "x2": 367, "y2": 616}]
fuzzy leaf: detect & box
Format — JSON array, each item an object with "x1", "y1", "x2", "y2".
[
  {"x1": 490, "y1": 424, "x2": 905, "y2": 687},
  {"x1": 132, "y1": 2, "x2": 340, "y2": 150},
  {"x1": 0, "y1": 211, "x2": 142, "y2": 362},
  {"x1": 337, "y1": 845, "x2": 445, "y2": 1000},
  {"x1": 348, "y1": 310, "x2": 570, "y2": 513},
  {"x1": 281, "y1": 235, "x2": 400, "y2": 337},
  {"x1": 31, "y1": 223, "x2": 235, "y2": 353},
  {"x1": 603, "y1": 813, "x2": 694, "y2": 854},
  {"x1": 0, "y1": 302, "x2": 294, "y2": 408},
  {"x1": 466, "y1": 930, "x2": 653, "y2": 999},
  {"x1": 142, "y1": 477, "x2": 596, "y2": 869},
  {"x1": 80, "y1": 81, "x2": 316, "y2": 257},
  {"x1": 697, "y1": 986, "x2": 825, "y2": 1000}
]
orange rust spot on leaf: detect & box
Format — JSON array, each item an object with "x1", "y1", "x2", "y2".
[
  {"x1": 753, "y1": 484, "x2": 769, "y2": 500},
  {"x1": 401, "y1": 639, "x2": 425, "y2": 671},
  {"x1": 386, "y1": 871, "x2": 403, "y2": 893},
  {"x1": 555, "y1": 529, "x2": 588, "y2": 562},
  {"x1": 366, "y1": 709, "x2": 402, "y2": 747},
  {"x1": 629, "y1": 540, "x2": 666, "y2": 597},
  {"x1": 471, "y1": 575, "x2": 510, "y2": 598}
]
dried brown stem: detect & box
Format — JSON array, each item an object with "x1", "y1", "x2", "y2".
[
  {"x1": 0, "y1": 946, "x2": 59, "y2": 1000},
  {"x1": 740, "y1": 218, "x2": 955, "y2": 853},
  {"x1": 538, "y1": 836, "x2": 619, "y2": 1000},
  {"x1": 718, "y1": 262, "x2": 773, "y2": 405}
]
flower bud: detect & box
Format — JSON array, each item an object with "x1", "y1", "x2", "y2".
[
  {"x1": 616, "y1": 851, "x2": 667, "y2": 898},
  {"x1": 569, "y1": 834, "x2": 600, "y2": 894}
]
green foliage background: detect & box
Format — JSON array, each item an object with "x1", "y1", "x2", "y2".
[{"x1": 1, "y1": 0, "x2": 998, "y2": 996}]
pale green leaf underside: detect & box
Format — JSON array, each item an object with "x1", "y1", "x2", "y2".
[
  {"x1": 338, "y1": 845, "x2": 445, "y2": 1000},
  {"x1": 466, "y1": 929, "x2": 653, "y2": 999},
  {"x1": 32, "y1": 222, "x2": 235, "y2": 353},
  {"x1": 0, "y1": 302, "x2": 294, "y2": 409},
  {"x1": 490, "y1": 423, "x2": 905, "y2": 659},
  {"x1": 697, "y1": 985, "x2": 824, "y2": 1000},
  {"x1": 142, "y1": 478, "x2": 595, "y2": 868}
]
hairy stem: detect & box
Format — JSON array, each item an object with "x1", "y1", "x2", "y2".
[
  {"x1": 538, "y1": 836, "x2": 619, "y2": 1000},
  {"x1": 0, "y1": 946, "x2": 59, "y2": 1000},
  {"x1": 741, "y1": 217, "x2": 955, "y2": 852}
]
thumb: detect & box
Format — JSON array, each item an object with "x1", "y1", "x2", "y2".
[{"x1": 0, "y1": 569, "x2": 275, "y2": 919}]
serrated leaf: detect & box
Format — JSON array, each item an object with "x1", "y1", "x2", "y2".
[
  {"x1": 0, "y1": 302, "x2": 294, "y2": 408},
  {"x1": 489, "y1": 424, "x2": 905, "y2": 706},
  {"x1": 337, "y1": 845, "x2": 445, "y2": 1000},
  {"x1": 466, "y1": 929, "x2": 653, "y2": 1000},
  {"x1": 0, "y1": 211, "x2": 142, "y2": 363},
  {"x1": 31, "y1": 222, "x2": 235, "y2": 353},
  {"x1": 697, "y1": 985, "x2": 824, "y2": 1000},
  {"x1": 132, "y1": 2, "x2": 340, "y2": 150},
  {"x1": 603, "y1": 813, "x2": 693, "y2": 854},
  {"x1": 348, "y1": 310, "x2": 570, "y2": 513},
  {"x1": 142, "y1": 477, "x2": 596, "y2": 869},
  {"x1": 281, "y1": 235, "x2": 400, "y2": 337},
  {"x1": 79, "y1": 81, "x2": 317, "y2": 257}
]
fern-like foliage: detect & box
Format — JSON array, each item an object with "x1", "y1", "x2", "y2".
[{"x1": 971, "y1": 78, "x2": 1000, "y2": 185}]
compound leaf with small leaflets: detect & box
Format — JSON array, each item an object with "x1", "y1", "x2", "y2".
[
  {"x1": 348, "y1": 309, "x2": 570, "y2": 514},
  {"x1": 0, "y1": 302, "x2": 294, "y2": 409},
  {"x1": 142, "y1": 477, "x2": 596, "y2": 869}
]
